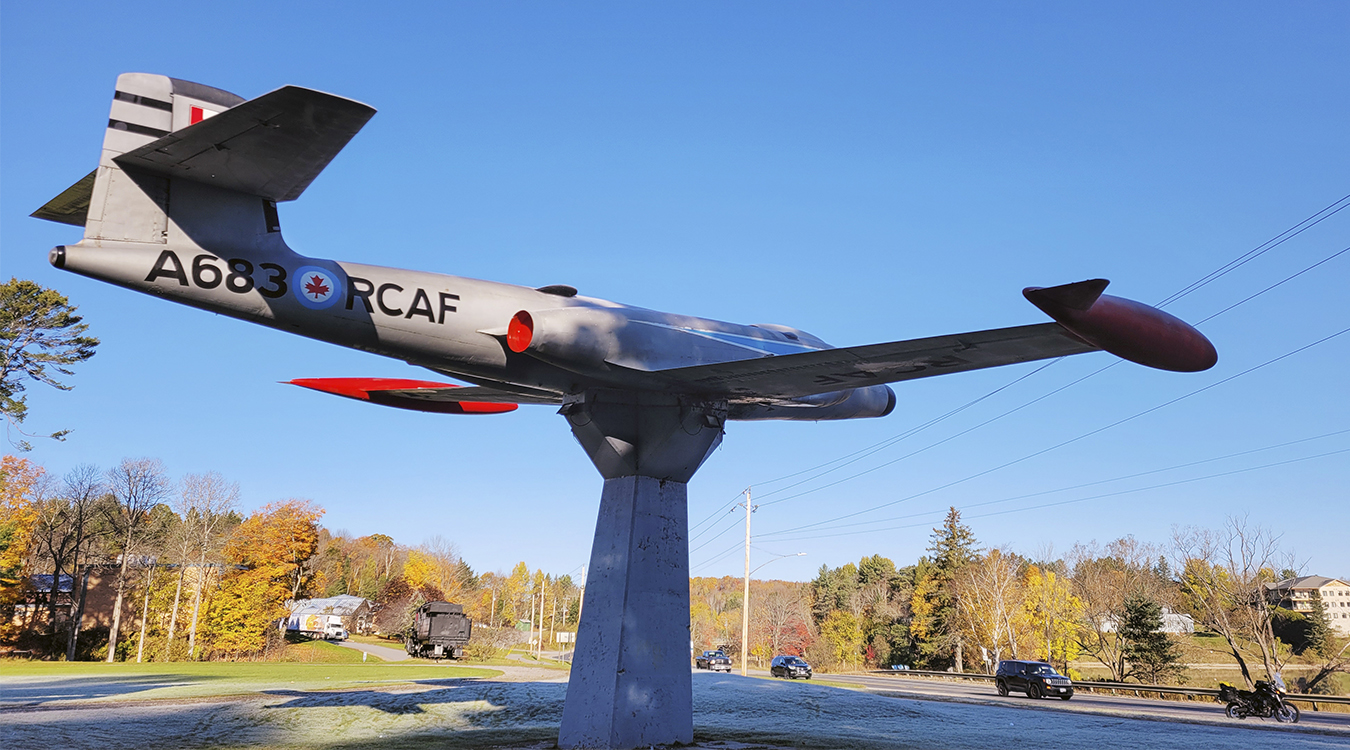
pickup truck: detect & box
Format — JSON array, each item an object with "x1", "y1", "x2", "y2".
[{"x1": 695, "y1": 649, "x2": 733, "y2": 672}]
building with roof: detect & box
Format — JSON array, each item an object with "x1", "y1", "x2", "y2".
[
  {"x1": 1266, "y1": 576, "x2": 1350, "y2": 635},
  {"x1": 286, "y1": 595, "x2": 373, "y2": 634},
  {"x1": 1099, "y1": 607, "x2": 1195, "y2": 635}
]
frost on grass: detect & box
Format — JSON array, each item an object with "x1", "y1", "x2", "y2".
[{"x1": 2, "y1": 671, "x2": 1347, "y2": 750}]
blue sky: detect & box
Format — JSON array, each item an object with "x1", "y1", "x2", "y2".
[{"x1": 3, "y1": 3, "x2": 1346, "y2": 583}]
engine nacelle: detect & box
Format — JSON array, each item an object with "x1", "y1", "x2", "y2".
[{"x1": 729, "y1": 384, "x2": 896, "y2": 421}]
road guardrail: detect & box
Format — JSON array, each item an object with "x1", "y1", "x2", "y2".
[{"x1": 868, "y1": 668, "x2": 1350, "y2": 711}]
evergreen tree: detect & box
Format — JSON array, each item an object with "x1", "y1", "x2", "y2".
[
  {"x1": 0, "y1": 279, "x2": 99, "y2": 450},
  {"x1": 1305, "y1": 592, "x2": 1332, "y2": 657},
  {"x1": 930, "y1": 507, "x2": 979, "y2": 572},
  {"x1": 910, "y1": 508, "x2": 979, "y2": 669},
  {"x1": 1120, "y1": 595, "x2": 1186, "y2": 684}
]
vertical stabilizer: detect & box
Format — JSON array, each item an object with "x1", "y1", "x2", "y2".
[{"x1": 85, "y1": 74, "x2": 245, "y2": 246}]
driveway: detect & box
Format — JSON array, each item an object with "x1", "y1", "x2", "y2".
[{"x1": 331, "y1": 639, "x2": 410, "y2": 662}]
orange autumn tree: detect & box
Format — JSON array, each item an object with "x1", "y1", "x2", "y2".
[
  {"x1": 206, "y1": 499, "x2": 324, "y2": 656},
  {"x1": 0, "y1": 456, "x2": 43, "y2": 641}
]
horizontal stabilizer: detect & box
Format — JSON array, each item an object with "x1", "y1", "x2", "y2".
[
  {"x1": 115, "y1": 86, "x2": 376, "y2": 202},
  {"x1": 288, "y1": 378, "x2": 525, "y2": 414},
  {"x1": 31, "y1": 171, "x2": 98, "y2": 226}
]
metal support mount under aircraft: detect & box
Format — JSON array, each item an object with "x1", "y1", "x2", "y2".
[{"x1": 34, "y1": 74, "x2": 1217, "y2": 749}]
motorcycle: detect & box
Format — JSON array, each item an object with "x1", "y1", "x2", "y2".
[{"x1": 1218, "y1": 680, "x2": 1300, "y2": 723}]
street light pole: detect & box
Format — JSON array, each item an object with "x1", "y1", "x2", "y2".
[{"x1": 739, "y1": 488, "x2": 753, "y2": 677}]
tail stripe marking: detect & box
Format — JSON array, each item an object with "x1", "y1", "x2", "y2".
[
  {"x1": 113, "y1": 91, "x2": 173, "y2": 112},
  {"x1": 108, "y1": 119, "x2": 170, "y2": 138}
]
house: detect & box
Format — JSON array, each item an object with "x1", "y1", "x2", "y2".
[
  {"x1": 286, "y1": 595, "x2": 373, "y2": 635},
  {"x1": 1266, "y1": 576, "x2": 1350, "y2": 635},
  {"x1": 1100, "y1": 608, "x2": 1195, "y2": 635}
]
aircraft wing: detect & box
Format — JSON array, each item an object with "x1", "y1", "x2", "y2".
[
  {"x1": 380, "y1": 385, "x2": 564, "y2": 406},
  {"x1": 650, "y1": 322, "x2": 1097, "y2": 400},
  {"x1": 287, "y1": 377, "x2": 562, "y2": 415}
]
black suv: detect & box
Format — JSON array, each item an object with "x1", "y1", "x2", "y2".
[
  {"x1": 995, "y1": 660, "x2": 1074, "y2": 700},
  {"x1": 770, "y1": 655, "x2": 813, "y2": 679}
]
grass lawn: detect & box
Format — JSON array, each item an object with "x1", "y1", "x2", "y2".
[
  {"x1": 1, "y1": 658, "x2": 501, "y2": 704},
  {"x1": 278, "y1": 639, "x2": 376, "y2": 663}
]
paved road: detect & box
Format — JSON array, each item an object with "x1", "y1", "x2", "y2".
[
  {"x1": 330, "y1": 638, "x2": 410, "y2": 662},
  {"x1": 810, "y1": 671, "x2": 1350, "y2": 735}
]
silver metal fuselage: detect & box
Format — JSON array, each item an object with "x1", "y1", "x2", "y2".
[{"x1": 51, "y1": 237, "x2": 894, "y2": 418}]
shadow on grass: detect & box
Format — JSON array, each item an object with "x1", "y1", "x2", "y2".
[
  {"x1": 0, "y1": 673, "x2": 224, "y2": 705},
  {"x1": 260, "y1": 681, "x2": 565, "y2": 718}
]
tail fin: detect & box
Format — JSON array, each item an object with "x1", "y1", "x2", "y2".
[{"x1": 34, "y1": 73, "x2": 374, "y2": 255}]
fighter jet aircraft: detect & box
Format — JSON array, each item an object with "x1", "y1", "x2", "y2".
[{"x1": 34, "y1": 73, "x2": 1217, "y2": 424}]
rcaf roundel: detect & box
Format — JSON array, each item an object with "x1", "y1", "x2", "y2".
[{"x1": 293, "y1": 266, "x2": 343, "y2": 309}]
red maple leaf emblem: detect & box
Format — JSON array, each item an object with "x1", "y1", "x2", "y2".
[{"x1": 304, "y1": 274, "x2": 331, "y2": 300}]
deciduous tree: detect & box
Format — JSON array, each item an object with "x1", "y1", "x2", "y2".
[
  {"x1": 208, "y1": 499, "x2": 322, "y2": 657},
  {"x1": 1069, "y1": 536, "x2": 1170, "y2": 681},
  {"x1": 950, "y1": 547, "x2": 1027, "y2": 670},
  {"x1": 1023, "y1": 564, "x2": 1082, "y2": 671},
  {"x1": 1173, "y1": 517, "x2": 1291, "y2": 688},
  {"x1": 0, "y1": 456, "x2": 42, "y2": 642},
  {"x1": 103, "y1": 458, "x2": 170, "y2": 661},
  {"x1": 818, "y1": 609, "x2": 863, "y2": 670}
]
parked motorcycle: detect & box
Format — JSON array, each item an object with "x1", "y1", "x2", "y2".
[{"x1": 1218, "y1": 680, "x2": 1300, "y2": 723}]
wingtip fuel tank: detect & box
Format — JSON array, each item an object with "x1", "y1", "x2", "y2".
[{"x1": 1024, "y1": 280, "x2": 1218, "y2": 373}]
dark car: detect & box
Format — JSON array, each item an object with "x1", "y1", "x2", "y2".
[
  {"x1": 770, "y1": 655, "x2": 813, "y2": 679},
  {"x1": 995, "y1": 660, "x2": 1074, "y2": 700},
  {"x1": 695, "y1": 649, "x2": 733, "y2": 672}
]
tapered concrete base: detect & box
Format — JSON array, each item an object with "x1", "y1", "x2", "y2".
[
  {"x1": 558, "y1": 391, "x2": 724, "y2": 749},
  {"x1": 558, "y1": 475, "x2": 694, "y2": 748}
]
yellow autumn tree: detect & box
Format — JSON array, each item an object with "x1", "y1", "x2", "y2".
[
  {"x1": 950, "y1": 548, "x2": 1030, "y2": 669},
  {"x1": 205, "y1": 499, "x2": 324, "y2": 657},
  {"x1": 1022, "y1": 565, "x2": 1083, "y2": 671},
  {"x1": 403, "y1": 550, "x2": 437, "y2": 591},
  {"x1": 0, "y1": 456, "x2": 43, "y2": 641},
  {"x1": 819, "y1": 610, "x2": 864, "y2": 671}
]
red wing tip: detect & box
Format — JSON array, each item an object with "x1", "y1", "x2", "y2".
[{"x1": 286, "y1": 377, "x2": 517, "y2": 414}]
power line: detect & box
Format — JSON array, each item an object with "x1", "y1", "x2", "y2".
[
  {"x1": 690, "y1": 512, "x2": 745, "y2": 552},
  {"x1": 1196, "y1": 245, "x2": 1350, "y2": 326},
  {"x1": 756, "y1": 361, "x2": 1118, "y2": 510},
  {"x1": 689, "y1": 489, "x2": 750, "y2": 537},
  {"x1": 691, "y1": 195, "x2": 1350, "y2": 569},
  {"x1": 759, "y1": 324, "x2": 1350, "y2": 539},
  {"x1": 762, "y1": 428, "x2": 1350, "y2": 536},
  {"x1": 751, "y1": 239, "x2": 1348, "y2": 515},
  {"x1": 766, "y1": 447, "x2": 1350, "y2": 543},
  {"x1": 753, "y1": 360, "x2": 1063, "y2": 501},
  {"x1": 691, "y1": 538, "x2": 747, "y2": 574},
  {"x1": 1155, "y1": 194, "x2": 1350, "y2": 308},
  {"x1": 703, "y1": 194, "x2": 1349, "y2": 528}
]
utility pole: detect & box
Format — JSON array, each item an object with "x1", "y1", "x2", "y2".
[{"x1": 739, "y1": 488, "x2": 756, "y2": 677}]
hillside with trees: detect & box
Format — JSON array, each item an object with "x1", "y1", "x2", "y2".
[{"x1": 1, "y1": 454, "x2": 1346, "y2": 695}]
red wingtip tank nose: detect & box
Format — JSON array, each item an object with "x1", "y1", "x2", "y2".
[{"x1": 1024, "y1": 279, "x2": 1218, "y2": 373}]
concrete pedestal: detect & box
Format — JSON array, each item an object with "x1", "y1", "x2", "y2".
[{"x1": 558, "y1": 391, "x2": 724, "y2": 749}]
